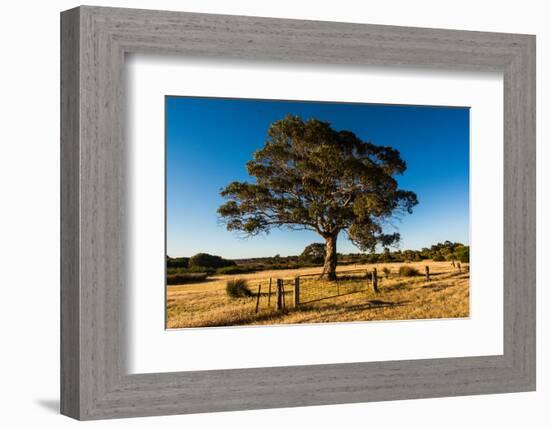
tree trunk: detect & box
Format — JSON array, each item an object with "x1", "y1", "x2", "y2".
[{"x1": 323, "y1": 234, "x2": 338, "y2": 281}]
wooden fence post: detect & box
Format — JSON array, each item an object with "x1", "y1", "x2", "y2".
[
  {"x1": 267, "y1": 278, "x2": 272, "y2": 306},
  {"x1": 276, "y1": 279, "x2": 283, "y2": 311},
  {"x1": 255, "y1": 284, "x2": 262, "y2": 313},
  {"x1": 425, "y1": 266, "x2": 430, "y2": 281},
  {"x1": 294, "y1": 277, "x2": 300, "y2": 308},
  {"x1": 373, "y1": 268, "x2": 379, "y2": 293}
]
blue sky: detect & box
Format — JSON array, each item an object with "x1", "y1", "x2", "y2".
[{"x1": 166, "y1": 96, "x2": 469, "y2": 259}]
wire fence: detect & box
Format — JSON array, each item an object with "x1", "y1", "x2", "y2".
[
  {"x1": 242, "y1": 268, "x2": 379, "y2": 312},
  {"x1": 252, "y1": 264, "x2": 464, "y2": 310},
  {"x1": 166, "y1": 262, "x2": 469, "y2": 328}
]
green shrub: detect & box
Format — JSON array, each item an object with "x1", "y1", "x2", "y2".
[
  {"x1": 226, "y1": 279, "x2": 253, "y2": 298},
  {"x1": 382, "y1": 267, "x2": 391, "y2": 277},
  {"x1": 398, "y1": 266, "x2": 420, "y2": 277},
  {"x1": 455, "y1": 246, "x2": 470, "y2": 263},
  {"x1": 167, "y1": 266, "x2": 215, "y2": 276},
  {"x1": 166, "y1": 256, "x2": 190, "y2": 269},
  {"x1": 186, "y1": 265, "x2": 216, "y2": 275},
  {"x1": 167, "y1": 267, "x2": 187, "y2": 276},
  {"x1": 189, "y1": 253, "x2": 236, "y2": 269},
  {"x1": 432, "y1": 253, "x2": 445, "y2": 262},
  {"x1": 166, "y1": 267, "x2": 212, "y2": 276},
  {"x1": 166, "y1": 267, "x2": 216, "y2": 276},
  {"x1": 217, "y1": 265, "x2": 257, "y2": 275},
  {"x1": 166, "y1": 272, "x2": 208, "y2": 285},
  {"x1": 300, "y1": 243, "x2": 326, "y2": 264}
]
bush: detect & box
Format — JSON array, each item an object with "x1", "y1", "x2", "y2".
[
  {"x1": 189, "y1": 253, "x2": 236, "y2": 269},
  {"x1": 364, "y1": 253, "x2": 379, "y2": 264},
  {"x1": 166, "y1": 256, "x2": 189, "y2": 269},
  {"x1": 217, "y1": 265, "x2": 257, "y2": 275},
  {"x1": 382, "y1": 267, "x2": 391, "y2": 277},
  {"x1": 187, "y1": 265, "x2": 216, "y2": 274},
  {"x1": 226, "y1": 279, "x2": 253, "y2": 298},
  {"x1": 432, "y1": 253, "x2": 445, "y2": 262},
  {"x1": 398, "y1": 266, "x2": 420, "y2": 277},
  {"x1": 166, "y1": 272, "x2": 208, "y2": 285},
  {"x1": 455, "y1": 246, "x2": 469, "y2": 263},
  {"x1": 300, "y1": 243, "x2": 326, "y2": 264}
]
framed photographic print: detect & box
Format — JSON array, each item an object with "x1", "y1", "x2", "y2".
[
  {"x1": 164, "y1": 96, "x2": 470, "y2": 330},
  {"x1": 61, "y1": 6, "x2": 536, "y2": 420}
]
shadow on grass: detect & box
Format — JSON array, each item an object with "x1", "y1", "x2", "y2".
[
  {"x1": 421, "y1": 282, "x2": 455, "y2": 292},
  {"x1": 383, "y1": 279, "x2": 421, "y2": 292},
  {"x1": 383, "y1": 271, "x2": 468, "y2": 293},
  {"x1": 300, "y1": 289, "x2": 364, "y2": 305},
  {"x1": 342, "y1": 299, "x2": 411, "y2": 312},
  {"x1": 335, "y1": 275, "x2": 371, "y2": 282}
]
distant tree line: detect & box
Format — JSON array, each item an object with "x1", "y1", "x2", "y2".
[
  {"x1": 297, "y1": 240, "x2": 469, "y2": 264},
  {"x1": 333, "y1": 240, "x2": 469, "y2": 264},
  {"x1": 167, "y1": 240, "x2": 469, "y2": 282},
  {"x1": 166, "y1": 253, "x2": 236, "y2": 271}
]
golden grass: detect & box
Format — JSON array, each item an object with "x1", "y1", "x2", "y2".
[{"x1": 166, "y1": 261, "x2": 469, "y2": 329}]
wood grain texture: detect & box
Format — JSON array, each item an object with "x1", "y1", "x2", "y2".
[
  {"x1": 60, "y1": 7, "x2": 80, "y2": 419},
  {"x1": 60, "y1": 5, "x2": 536, "y2": 420}
]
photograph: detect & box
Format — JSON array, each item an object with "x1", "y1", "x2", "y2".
[{"x1": 165, "y1": 96, "x2": 470, "y2": 329}]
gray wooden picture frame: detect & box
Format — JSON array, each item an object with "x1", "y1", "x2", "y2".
[{"x1": 60, "y1": 5, "x2": 536, "y2": 420}]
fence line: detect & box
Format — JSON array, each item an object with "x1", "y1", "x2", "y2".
[
  {"x1": 249, "y1": 264, "x2": 468, "y2": 313},
  {"x1": 255, "y1": 284, "x2": 262, "y2": 313},
  {"x1": 267, "y1": 277, "x2": 272, "y2": 306},
  {"x1": 294, "y1": 277, "x2": 300, "y2": 307}
]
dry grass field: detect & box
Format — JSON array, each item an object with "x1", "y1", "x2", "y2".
[{"x1": 166, "y1": 261, "x2": 469, "y2": 329}]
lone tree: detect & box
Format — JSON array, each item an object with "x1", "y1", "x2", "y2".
[{"x1": 218, "y1": 115, "x2": 418, "y2": 280}]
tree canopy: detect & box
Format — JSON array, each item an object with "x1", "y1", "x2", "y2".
[{"x1": 218, "y1": 115, "x2": 418, "y2": 279}]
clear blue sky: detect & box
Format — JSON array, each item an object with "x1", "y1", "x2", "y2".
[{"x1": 166, "y1": 96, "x2": 469, "y2": 259}]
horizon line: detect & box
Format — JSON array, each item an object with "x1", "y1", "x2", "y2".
[{"x1": 167, "y1": 240, "x2": 469, "y2": 260}]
